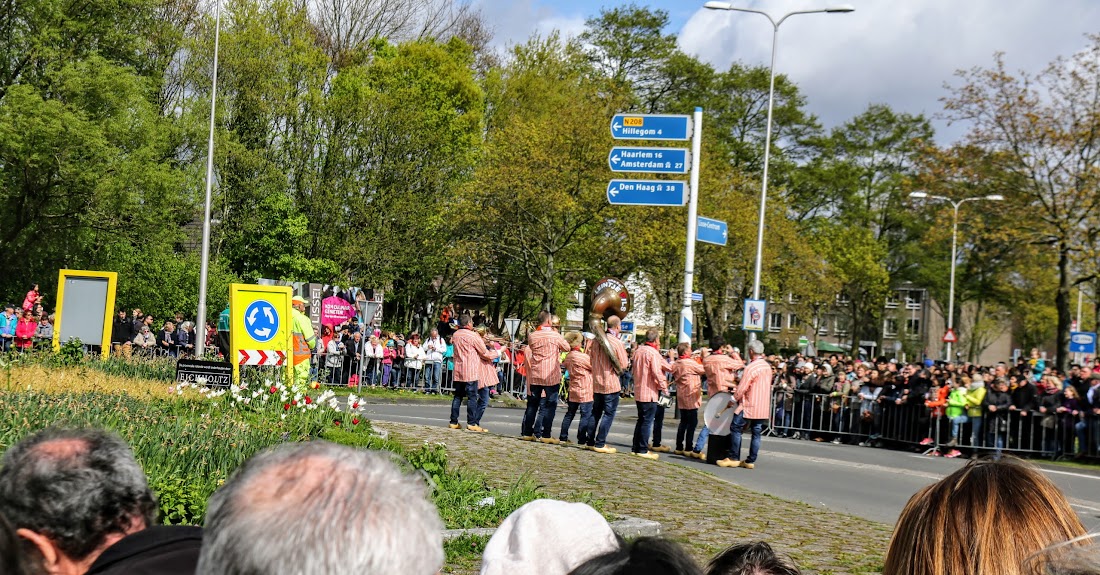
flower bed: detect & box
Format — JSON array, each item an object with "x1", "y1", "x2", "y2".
[{"x1": 0, "y1": 364, "x2": 541, "y2": 531}]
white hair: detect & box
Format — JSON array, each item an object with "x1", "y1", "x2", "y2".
[
  {"x1": 197, "y1": 442, "x2": 443, "y2": 575},
  {"x1": 748, "y1": 339, "x2": 765, "y2": 356}
]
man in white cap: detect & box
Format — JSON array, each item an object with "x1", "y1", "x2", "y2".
[
  {"x1": 479, "y1": 499, "x2": 619, "y2": 575},
  {"x1": 291, "y1": 296, "x2": 317, "y2": 388}
]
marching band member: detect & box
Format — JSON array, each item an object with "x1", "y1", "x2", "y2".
[
  {"x1": 692, "y1": 336, "x2": 741, "y2": 459},
  {"x1": 671, "y1": 342, "x2": 706, "y2": 455},
  {"x1": 587, "y1": 316, "x2": 629, "y2": 454},
  {"x1": 631, "y1": 329, "x2": 672, "y2": 460},
  {"x1": 448, "y1": 314, "x2": 497, "y2": 432},
  {"x1": 521, "y1": 312, "x2": 570, "y2": 443},
  {"x1": 558, "y1": 332, "x2": 594, "y2": 445}
]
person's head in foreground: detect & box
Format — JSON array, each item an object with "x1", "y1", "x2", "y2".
[
  {"x1": 1, "y1": 512, "x2": 32, "y2": 575},
  {"x1": 883, "y1": 456, "x2": 1085, "y2": 575},
  {"x1": 1023, "y1": 532, "x2": 1100, "y2": 575},
  {"x1": 196, "y1": 441, "x2": 443, "y2": 575},
  {"x1": 567, "y1": 536, "x2": 702, "y2": 575},
  {"x1": 0, "y1": 427, "x2": 157, "y2": 575},
  {"x1": 705, "y1": 541, "x2": 800, "y2": 575},
  {"x1": 480, "y1": 499, "x2": 619, "y2": 575}
]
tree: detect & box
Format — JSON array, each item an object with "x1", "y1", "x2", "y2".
[
  {"x1": 942, "y1": 37, "x2": 1100, "y2": 369},
  {"x1": 818, "y1": 225, "x2": 891, "y2": 352}
]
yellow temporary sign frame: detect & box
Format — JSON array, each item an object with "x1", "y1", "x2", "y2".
[
  {"x1": 229, "y1": 283, "x2": 293, "y2": 384},
  {"x1": 53, "y1": 269, "x2": 118, "y2": 359}
]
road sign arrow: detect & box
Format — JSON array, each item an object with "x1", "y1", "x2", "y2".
[
  {"x1": 609, "y1": 187, "x2": 619, "y2": 197},
  {"x1": 611, "y1": 155, "x2": 621, "y2": 164},
  {"x1": 263, "y1": 306, "x2": 274, "y2": 324},
  {"x1": 254, "y1": 328, "x2": 271, "y2": 338},
  {"x1": 247, "y1": 307, "x2": 258, "y2": 325},
  {"x1": 612, "y1": 122, "x2": 622, "y2": 131}
]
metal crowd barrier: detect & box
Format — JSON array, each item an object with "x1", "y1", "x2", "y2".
[
  {"x1": 307, "y1": 351, "x2": 528, "y2": 396},
  {"x1": 767, "y1": 390, "x2": 1100, "y2": 460}
]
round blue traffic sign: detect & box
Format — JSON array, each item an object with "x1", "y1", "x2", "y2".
[{"x1": 244, "y1": 300, "x2": 280, "y2": 343}]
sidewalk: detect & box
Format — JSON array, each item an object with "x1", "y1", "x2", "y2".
[{"x1": 378, "y1": 421, "x2": 891, "y2": 575}]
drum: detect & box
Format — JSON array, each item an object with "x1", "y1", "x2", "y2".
[{"x1": 703, "y1": 392, "x2": 737, "y2": 436}]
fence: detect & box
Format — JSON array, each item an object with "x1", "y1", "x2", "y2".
[
  {"x1": 306, "y1": 350, "x2": 530, "y2": 396},
  {"x1": 767, "y1": 390, "x2": 1100, "y2": 460}
]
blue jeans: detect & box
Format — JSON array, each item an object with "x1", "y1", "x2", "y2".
[
  {"x1": 423, "y1": 362, "x2": 442, "y2": 392},
  {"x1": 474, "y1": 386, "x2": 489, "y2": 426},
  {"x1": 969, "y1": 416, "x2": 983, "y2": 447},
  {"x1": 448, "y1": 381, "x2": 478, "y2": 426},
  {"x1": 522, "y1": 385, "x2": 559, "y2": 438},
  {"x1": 950, "y1": 414, "x2": 969, "y2": 441},
  {"x1": 559, "y1": 401, "x2": 594, "y2": 444},
  {"x1": 731, "y1": 412, "x2": 766, "y2": 464},
  {"x1": 677, "y1": 408, "x2": 698, "y2": 451},
  {"x1": 633, "y1": 401, "x2": 658, "y2": 454},
  {"x1": 694, "y1": 425, "x2": 710, "y2": 453},
  {"x1": 590, "y1": 392, "x2": 620, "y2": 448}
]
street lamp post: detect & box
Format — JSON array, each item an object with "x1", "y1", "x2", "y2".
[
  {"x1": 703, "y1": 2, "x2": 853, "y2": 341},
  {"x1": 909, "y1": 191, "x2": 1004, "y2": 361},
  {"x1": 195, "y1": 0, "x2": 222, "y2": 358}
]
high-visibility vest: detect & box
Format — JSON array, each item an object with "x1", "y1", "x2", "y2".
[{"x1": 291, "y1": 309, "x2": 315, "y2": 366}]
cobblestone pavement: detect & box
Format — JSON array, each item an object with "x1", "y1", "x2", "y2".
[{"x1": 378, "y1": 421, "x2": 891, "y2": 575}]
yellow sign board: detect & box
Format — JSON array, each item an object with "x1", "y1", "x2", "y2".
[
  {"x1": 53, "y1": 270, "x2": 118, "y2": 359},
  {"x1": 229, "y1": 284, "x2": 293, "y2": 383},
  {"x1": 623, "y1": 117, "x2": 645, "y2": 127}
]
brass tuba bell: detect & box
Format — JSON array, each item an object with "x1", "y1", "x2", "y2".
[{"x1": 588, "y1": 278, "x2": 632, "y2": 375}]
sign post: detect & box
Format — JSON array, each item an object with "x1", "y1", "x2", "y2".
[
  {"x1": 230, "y1": 284, "x2": 293, "y2": 385},
  {"x1": 696, "y1": 217, "x2": 728, "y2": 246},
  {"x1": 678, "y1": 108, "x2": 704, "y2": 344},
  {"x1": 53, "y1": 270, "x2": 118, "y2": 358},
  {"x1": 942, "y1": 329, "x2": 957, "y2": 344}
]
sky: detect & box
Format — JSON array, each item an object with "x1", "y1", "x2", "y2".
[{"x1": 470, "y1": 0, "x2": 1100, "y2": 143}]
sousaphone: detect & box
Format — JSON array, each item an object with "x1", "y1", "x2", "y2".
[{"x1": 589, "y1": 277, "x2": 632, "y2": 375}]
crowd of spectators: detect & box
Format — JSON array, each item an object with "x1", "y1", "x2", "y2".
[
  {"x1": 0, "y1": 426, "x2": 1095, "y2": 575},
  {"x1": 0, "y1": 285, "x2": 53, "y2": 353}
]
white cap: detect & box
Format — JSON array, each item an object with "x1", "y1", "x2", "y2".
[{"x1": 480, "y1": 499, "x2": 619, "y2": 575}]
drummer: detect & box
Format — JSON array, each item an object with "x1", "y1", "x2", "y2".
[
  {"x1": 692, "y1": 336, "x2": 743, "y2": 459},
  {"x1": 671, "y1": 343, "x2": 706, "y2": 455}
]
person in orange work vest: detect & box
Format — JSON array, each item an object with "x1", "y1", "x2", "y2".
[{"x1": 291, "y1": 296, "x2": 317, "y2": 388}]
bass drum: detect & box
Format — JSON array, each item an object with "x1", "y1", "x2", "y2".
[{"x1": 703, "y1": 392, "x2": 737, "y2": 436}]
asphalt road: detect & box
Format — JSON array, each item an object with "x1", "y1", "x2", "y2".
[{"x1": 363, "y1": 402, "x2": 1100, "y2": 528}]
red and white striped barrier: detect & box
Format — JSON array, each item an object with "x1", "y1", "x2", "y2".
[{"x1": 238, "y1": 350, "x2": 286, "y2": 366}]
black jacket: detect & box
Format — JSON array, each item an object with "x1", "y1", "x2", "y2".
[
  {"x1": 86, "y1": 526, "x2": 202, "y2": 575},
  {"x1": 1012, "y1": 382, "x2": 1038, "y2": 413},
  {"x1": 112, "y1": 317, "x2": 133, "y2": 345},
  {"x1": 984, "y1": 389, "x2": 1012, "y2": 418}
]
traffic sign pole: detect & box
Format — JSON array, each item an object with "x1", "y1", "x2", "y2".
[{"x1": 679, "y1": 107, "x2": 703, "y2": 345}]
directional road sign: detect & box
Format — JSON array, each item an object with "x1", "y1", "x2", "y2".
[
  {"x1": 620, "y1": 321, "x2": 635, "y2": 333},
  {"x1": 696, "y1": 216, "x2": 728, "y2": 246},
  {"x1": 1070, "y1": 331, "x2": 1097, "y2": 354},
  {"x1": 244, "y1": 300, "x2": 280, "y2": 343},
  {"x1": 606, "y1": 179, "x2": 688, "y2": 206},
  {"x1": 608, "y1": 147, "x2": 690, "y2": 174},
  {"x1": 610, "y1": 113, "x2": 693, "y2": 141},
  {"x1": 691, "y1": 292, "x2": 703, "y2": 302}
]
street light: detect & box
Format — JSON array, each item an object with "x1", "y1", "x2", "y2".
[
  {"x1": 703, "y1": 2, "x2": 853, "y2": 341},
  {"x1": 195, "y1": 0, "x2": 222, "y2": 358},
  {"x1": 908, "y1": 191, "x2": 1004, "y2": 361}
]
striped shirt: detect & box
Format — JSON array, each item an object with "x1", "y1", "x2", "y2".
[
  {"x1": 478, "y1": 350, "x2": 499, "y2": 389},
  {"x1": 672, "y1": 358, "x2": 706, "y2": 409},
  {"x1": 632, "y1": 345, "x2": 671, "y2": 403},
  {"x1": 703, "y1": 353, "x2": 741, "y2": 395},
  {"x1": 524, "y1": 328, "x2": 570, "y2": 386},
  {"x1": 590, "y1": 333, "x2": 628, "y2": 395},
  {"x1": 452, "y1": 328, "x2": 494, "y2": 383},
  {"x1": 735, "y1": 357, "x2": 774, "y2": 419},
  {"x1": 563, "y1": 350, "x2": 593, "y2": 403}
]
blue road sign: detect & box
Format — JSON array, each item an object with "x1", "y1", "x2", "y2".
[
  {"x1": 1070, "y1": 331, "x2": 1097, "y2": 354},
  {"x1": 606, "y1": 179, "x2": 687, "y2": 206},
  {"x1": 691, "y1": 292, "x2": 703, "y2": 302},
  {"x1": 608, "y1": 147, "x2": 690, "y2": 174},
  {"x1": 621, "y1": 321, "x2": 635, "y2": 333},
  {"x1": 243, "y1": 300, "x2": 280, "y2": 343},
  {"x1": 610, "y1": 114, "x2": 693, "y2": 141},
  {"x1": 682, "y1": 317, "x2": 692, "y2": 338},
  {"x1": 696, "y1": 216, "x2": 728, "y2": 246}
]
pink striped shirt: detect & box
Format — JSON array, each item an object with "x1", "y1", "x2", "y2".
[
  {"x1": 672, "y1": 358, "x2": 706, "y2": 409},
  {"x1": 563, "y1": 350, "x2": 593, "y2": 403},
  {"x1": 524, "y1": 328, "x2": 570, "y2": 387},
  {"x1": 590, "y1": 334, "x2": 628, "y2": 395},
  {"x1": 452, "y1": 328, "x2": 494, "y2": 383},
  {"x1": 735, "y1": 357, "x2": 774, "y2": 419},
  {"x1": 632, "y1": 345, "x2": 671, "y2": 403},
  {"x1": 478, "y1": 350, "x2": 499, "y2": 389},
  {"x1": 703, "y1": 353, "x2": 739, "y2": 395}
]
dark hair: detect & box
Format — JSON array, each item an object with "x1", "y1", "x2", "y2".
[
  {"x1": 1, "y1": 512, "x2": 31, "y2": 575},
  {"x1": 568, "y1": 537, "x2": 702, "y2": 575},
  {"x1": 537, "y1": 310, "x2": 553, "y2": 325},
  {"x1": 458, "y1": 314, "x2": 473, "y2": 328},
  {"x1": 706, "y1": 541, "x2": 800, "y2": 575},
  {"x1": 710, "y1": 336, "x2": 725, "y2": 349},
  {"x1": 0, "y1": 428, "x2": 156, "y2": 562}
]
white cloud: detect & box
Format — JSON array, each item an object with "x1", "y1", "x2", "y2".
[
  {"x1": 678, "y1": 0, "x2": 1100, "y2": 142},
  {"x1": 473, "y1": 0, "x2": 586, "y2": 49}
]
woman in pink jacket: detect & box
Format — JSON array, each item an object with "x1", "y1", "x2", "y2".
[{"x1": 14, "y1": 310, "x2": 37, "y2": 351}]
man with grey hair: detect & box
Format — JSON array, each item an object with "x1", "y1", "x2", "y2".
[
  {"x1": 718, "y1": 339, "x2": 773, "y2": 469},
  {"x1": 0, "y1": 427, "x2": 202, "y2": 574},
  {"x1": 197, "y1": 441, "x2": 444, "y2": 575}
]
